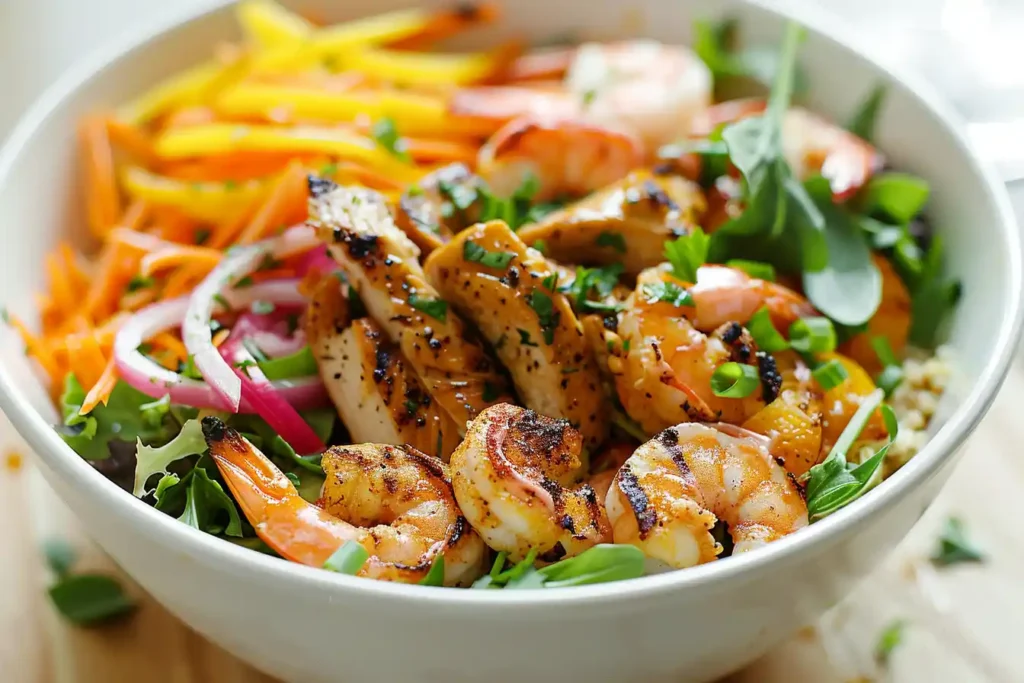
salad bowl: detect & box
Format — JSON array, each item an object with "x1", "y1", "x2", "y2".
[{"x1": 0, "y1": 1, "x2": 1020, "y2": 682}]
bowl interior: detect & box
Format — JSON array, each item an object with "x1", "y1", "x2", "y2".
[{"x1": 0, "y1": 0, "x2": 1019, "y2": 600}]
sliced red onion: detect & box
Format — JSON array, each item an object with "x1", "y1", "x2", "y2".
[
  {"x1": 113, "y1": 287, "x2": 327, "y2": 412},
  {"x1": 294, "y1": 245, "x2": 335, "y2": 276},
  {"x1": 231, "y1": 312, "x2": 308, "y2": 358},
  {"x1": 183, "y1": 226, "x2": 328, "y2": 453},
  {"x1": 183, "y1": 226, "x2": 319, "y2": 411},
  {"x1": 219, "y1": 327, "x2": 324, "y2": 454}
]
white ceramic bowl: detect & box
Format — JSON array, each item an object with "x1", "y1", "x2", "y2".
[{"x1": 1, "y1": 1, "x2": 1021, "y2": 682}]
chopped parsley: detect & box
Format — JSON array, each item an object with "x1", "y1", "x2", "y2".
[
  {"x1": 212, "y1": 294, "x2": 230, "y2": 310},
  {"x1": 562, "y1": 264, "x2": 623, "y2": 312},
  {"x1": 233, "y1": 275, "x2": 254, "y2": 289},
  {"x1": 527, "y1": 290, "x2": 559, "y2": 344},
  {"x1": 126, "y1": 275, "x2": 155, "y2": 292},
  {"x1": 595, "y1": 231, "x2": 627, "y2": 254},
  {"x1": 463, "y1": 240, "x2": 515, "y2": 269},
  {"x1": 641, "y1": 281, "x2": 693, "y2": 308},
  {"x1": 371, "y1": 117, "x2": 410, "y2": 162},
  {"x1": 408, "y1": 292, "x2": 448, "y2": 322},
  {"x1": 930, "y1": 517, "x2": 985, "y2": 567},
  {"x1": 250, "y1": 300, "x2": 275, "y2": 315},
  {"x1": 517, "y1": 329, "x2": 538, "y2": 347},
  {"x1": 664, "y1": 228, "x2": 710, "y2": 282},
  {"x1": 541, "y1": 273, "x2": 558, "y2": 291}
]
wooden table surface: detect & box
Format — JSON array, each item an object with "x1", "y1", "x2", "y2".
[{"x1": 3, "y1": 349, "x2": 1024, "y2": 683}]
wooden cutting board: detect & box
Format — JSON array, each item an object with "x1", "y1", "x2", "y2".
[{"x1": 4, "y1": 353, "x2": 1024, "y2": 683}]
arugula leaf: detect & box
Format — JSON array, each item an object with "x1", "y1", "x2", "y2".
[
  {"x1": 641, "y1": 281, "x2": 693, "y2": 308},
  {"x1": 133, "y1": 419, "x2": 207, "y2": 497},
  {"x1": 847, "y1": 83, "x2": 888, "y2": 143},
  {"x1": 693, "y1": 17, "x2": 807, "y2": 98},
  {"x1": 663, "y1": 228, "x2": 709, "y2": 282},
  {"x1": 473, "y1": 545, "x2": 645, "y2": 589},
  {"x1": 804, "y1": 391, "x2": 897, "y2": 520},
  {"x1": 908, "y1": 236, "x2": 961, "y2": 349},
  {"x1": 178, "y1": 467, "x2": 243, "y2": 537},
  {"x1": 930, "y1": 517, "x2": 985, "y2": 567},
  {"x1": 58, "y1": 375, "x2": 176, "y2": 462},
  {"x1": 48, "y1": 574, "x2": 136, "y2": 626},
  {"x1": 257, "y1": 346, "x2": 318, "y2": 380},
  {"x1": 862, "y1": 172, "x2": 930, "y2": 224},
  {"x1": 801, "y1": 178, "x2": 882, "y2": 326}
]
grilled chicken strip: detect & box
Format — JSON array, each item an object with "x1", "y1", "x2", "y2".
[
  {"x1": 517, "y1": 169, "x2": 705, "y2": 276},
  {"x1": 424, "y1": 220, "x2": 609, "y2": 452},
  {"x1": 308, "y1": 177, "x2": 514, "y2": 433},
  {"x1": 393, "y1": 163, "x2": 485, "y2": 256},
  {"x1": 304, "y1": 279, "x2": 461, "y2": 460}
]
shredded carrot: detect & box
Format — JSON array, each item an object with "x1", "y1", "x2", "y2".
[
  {"x1": 80, "y1": 116, "x2": 122, "y2": 237},
  {"x1": 65, "y1": 331, "x2": 108, "y2": 390},
  {"x1": 7, "y1": 314, "x2": 62, "y2": 381},
  {"x1": 236, "y1": 161, "x2": 308, "y2": 244},
  {"x1": 83, "y1": 240, "x2": 138, "y2": 323},
  {"x1": 120, "y1": 287, "x2": 158, "y2": 311},
  {"x1": 164, "y1": 262, "x2": 211, "y2": 298},
  {"x1": 161, "y1": 151, "x2": 320, "y2": 182},
  {"x1": 403, "y1": 137, "x2": 478, "y2": 165},
  {"x1": 79, "y1": 356, "x2": 118, "y2": 414},
  {"x1": 105, "y1": 118, "x2": 160, "y2": 167},
  {"x1": 387, "y1": 3, "x2": 500, "y2": 50},
  {"x1": 149, "y1": 207, "x2": 203, "y2": 243},
  {"x1": 163, "y1": 106, "x2": 219, "y2": 130},
  {"x1": 150, "y1": 332, "x2": 189, "y2": 362},
  {"x1": 212, "y1": 328, "x2": 231, "y2": 347},
  {"x1": 140, "y1": 245, "x2": 222, "y2": 278}
]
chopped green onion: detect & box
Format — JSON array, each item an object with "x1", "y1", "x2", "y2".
[
  {"x1": 789, "y1": 317, "x2": 837, "y2": 354},
  {"x1": 710, "y1": 362, "x2": 760, "y2": 398},
  {"x1": 870, "y1": 336, "x2": 904, "y2": 397},
  {"x1": 747, "y1": 307, "x2": 789, "y2": 352},
  {"x1": 285, "y1": 472, "x2": 301, "y2": 487},
  {"x1": 811, "y1": 359, "x2": 849, "y2": 391},
  {"x1": 324, "y1": 541, "x2": 369, "y2": 575},
  {"x1": 418, "y1": 555, "x2": 446, "y2": 586},
  {"x1": 874, "y1": 619, "x2": 907, "y2": 667}
]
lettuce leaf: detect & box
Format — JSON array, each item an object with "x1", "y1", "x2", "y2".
[
  {"x1": 132, "y1": 419, "x2": 207, "y2": 497},
  {"x1": 57, "y1": 375, "x2": 176, "y2": 462}
]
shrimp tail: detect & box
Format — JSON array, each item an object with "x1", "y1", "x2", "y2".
[{"x1": 202, "y1": 416, "x2": 357, "y2": 567}]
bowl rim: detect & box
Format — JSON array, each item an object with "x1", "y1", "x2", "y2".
[{"x1": 0, "y1": 0, "x2": 1020, "y2": 609}]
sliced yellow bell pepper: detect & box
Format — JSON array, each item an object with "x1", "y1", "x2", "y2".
[
  {"x1": 117, "y1": 59, "x2": 247, "y2": 125},
  {"x1": 236, "y1": 0, "x2": 313, "y2": 48},
  {"x1": 153, "y1": 124, "x2": 421, "y2": 183},
  {"x1": 338, "y1": 48, "x2": 503, "y2": 87},
  {"x1": 121, "y1": 166, "x2": 263, "y2": 223},
  {"x1": 215, "y1": 84, "x2": 484, "y2": 137},
  {"x1": 249, "y1": 8, "x2": 433, "y2": 73}
]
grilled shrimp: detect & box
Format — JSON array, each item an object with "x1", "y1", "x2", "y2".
[
  {"x1": 304, "y1": 265, "x2": 460, "y2": 460},
  {"x1": 449, "y1": 85, "x2": 581, "y2": 135},
  {"x1": 690, "y1": 99, "x2": 883, "y2": 200},
  {"x1": 450, "y1": 404, "x2": 611, "y2": 562},
  {"x1": 588, "y1": 442, "x2": 635, "y2": 503},
  {"x1": 687, "y1": 265, "x2": 816, "y2": 332},
  {"x1": 203, "y1": 417, "x2": 487, "y2": 586},
  {"x1": 564, "y1": 40, "x2": 713, "y2": 152},
  {"x1": 517, "y1": 170, "x2": 706, "y2": 276},
  {"x1": 425, "y1": 220, "x2": 609, "y2": 451},
  {"x1": 393, "y1": 163, "x2": 485, "y2": 256},
  {"x1": 610, "y1": 269, "x2": 773, "y2": 435},
  {"x1": 308, "y1": 178, "x2": 514, "y2": 432},
  {"x1": 477, "y1": 117, "x2": 643, "y2": 201},
  {"x1": 606, "y1": 423, "x2": 807, "y2": 569}
]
